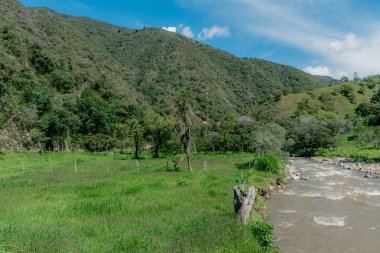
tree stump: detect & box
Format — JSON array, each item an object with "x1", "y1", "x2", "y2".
[{"x1": 234, "y1": 185, "x2": 256, "y2": 224}]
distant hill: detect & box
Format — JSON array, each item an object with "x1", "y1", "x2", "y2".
[
  {"x1": 274, "y1": 81, "x2": 376, "y2": 120},
  {"x1": 314, "y1": 75, "x2": 337, "y2": 82}
]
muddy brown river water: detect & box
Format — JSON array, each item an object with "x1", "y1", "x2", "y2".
[{"x1": 269, "y1": 158, "x2": 380, "y2": 253}]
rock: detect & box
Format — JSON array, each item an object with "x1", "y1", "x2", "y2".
[
  {"x1": 292, "y1": 175, "x2": 300, "y2": 180},
  {"x1": 301, "y1": 177, "x2": 310, "y2": 180},
  {"x1": 285, "y1": 164, "x2": 302, "y2": 180},
  {"x1": 257, "y1": 188, "x2": 270, "y2": 199},
  {"x1": 365, "y1": 173, "x2": 373, "y2": 178}
]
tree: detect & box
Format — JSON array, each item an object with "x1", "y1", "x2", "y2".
[
  {"x1": 162, "y1": 138, "x2": 182, "y2": 171},
  {"x1": 50, "y1": 70, "x2": 77, "y2": 93},
  {"x1": 114, "y1": 123, "x2": 130, "y2": 153},
  {"x1": 339, "y1": 84, "x2": 356, "y2": 104},
  {"x1": 252, "y1": 123, "x2": 285, "y2": 156},
  {"x1": 40, "y1": 105, "x2": 79, "y2": 151},
  {"x1": 340, "y1": 76, "x2": 349, "y2": 83},
  {"x1": 219, "y1": 114, "x2": 235, "y2": 153},
  {"x1": 235, "y1": 116, "x2": 255, "y2": 152},
  {"x1": 77, "y1": 88, "x2": 113, "y2": 134},
  {"x1": 175, "y1": 97, "x2": 193, "y2": 171},
  {"x1": 129, "y1": 119, "x2": 143, "y2": 159},
  {"x1": 286, "y1": 121, "x2": 337, "y2": 157},
  {"x1": 29, "y1": 44, "x2": 56, "y2": 75},
  {"x1": 144, "y1": 111, "x2": 175, "y2": 158}
]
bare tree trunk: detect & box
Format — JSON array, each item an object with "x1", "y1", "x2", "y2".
[
  {"x1": 184, "y1": 127, "x2": 192, "y2": 172},
  {"x1": 233, "y1": 185, "x2": 256, "y2": 224}
]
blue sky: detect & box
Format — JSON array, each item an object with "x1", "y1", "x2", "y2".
[{"x1": 20, "y1": 0, "x2": 380, "y2": 78}]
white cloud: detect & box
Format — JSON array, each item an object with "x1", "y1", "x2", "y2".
[
  {"x1": 198, "y1": 25, "x2": 230, "y2": 40},
  {"x1": 179, "y1": 0, "x2": 380, "y2": 77},
  {"x1": 303, "y1": 66, "x2": 332, "y2": 76},
  {"x1": 162, "y1": 26, "x2": 177, "y2": 33},
  {"x1": 327, "y1": 33, "x2": 360, "y2": 52},
  {"x1": 303, "y1": 65, "x2": 348, "y2": 79},
  {"x1": 181, "y1": 26, "x2": 194, "y2": 38}
]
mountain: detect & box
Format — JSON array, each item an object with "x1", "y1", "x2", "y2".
[
  {"x1": 0, "y1": 0, "x2": 330, "y2": 150},
  {"x1": 314, "y1": 75, "x2": 337, "y2": 82}
]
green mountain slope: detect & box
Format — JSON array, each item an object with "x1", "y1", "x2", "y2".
[
  {"x1": 275, "y1": 82, "x2": 375, "y2": 119},
  {"x1": 0, "y1": 0, "x2": 330, "y2": 150},
  {"x1": 271, "y1": 77, "x2": 380, "y2": 159}
]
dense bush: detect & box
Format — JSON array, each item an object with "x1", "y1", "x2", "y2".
[
  {"x1": 339, "y1": 85, "x2": 356, "y2": 104},
  {"x1": 255, "y1": 155, "x2": 282, "y2": 174},
  {"x1": 84, "y1": 133, "x2": 116, "y2": 152},
  {"x1": 356, "y1": 90, "x2": 380, "y2": 126},
  {"x1": 286, "y1": 121, "x2": 337, "y2": 157},
  {"x1": 251, "y1": 221, "x2": 274, "y2": 250}
]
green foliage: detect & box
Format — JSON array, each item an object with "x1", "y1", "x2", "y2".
[
  {"x1": 255, "y1": 155, "x2": 282, "y2": 174},
  {"x1": 177, "y1": 177, "x2": 190, "y2": 187},
  {"x1": 251, "y1": 123, "x2": 286, "y2": 156},
  {"x1": 84, "y1": 133, "x2": 116, "y2": 152},
  {"x1": 0, "y1": 0, "x2": 330, "y2": 152},
  {"x1": 356, "y1": 89, "x2": 380, "y2": 126},
  {"x1": 287, "y1": 121, "x2": 337, "y2": 157},
  {"x1": 29, "y1": 44, "x2": 56, "y2": 75},
  {"x1": 77, "y1": 88, "x2": 113, "y2": 134},
  {"x1": 339, "y1": 84, "x2": 356, "y2": 104},
  {"x1": 50, "y1": 70, "x2": 77, "y2": 93},
  {"x1": 251, "y1": 221, "x2": 275, "y2": 250}
]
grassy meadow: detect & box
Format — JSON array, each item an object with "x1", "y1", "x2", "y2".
[
  {"x1": 320, "y1": 134, "x2": 380, "y2": 161},
  {"x1": 0, "y1": 152, "x2": 278, "y2": 253}
]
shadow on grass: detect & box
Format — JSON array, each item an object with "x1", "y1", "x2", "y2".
[{"x1": 235, "y1": 160, "x2": 255, "y2": 170}]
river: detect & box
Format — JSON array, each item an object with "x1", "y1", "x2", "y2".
[{"x1": 269, "y1": 158, "x2": 380, "y2": 253}]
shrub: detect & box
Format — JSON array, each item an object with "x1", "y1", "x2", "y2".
[
  {"x1": 251, "y1": 220, "x2": 274, "y2": 250},
  {"x1": 339, "y1": 85, "x2": 356, "y2": 104},
  {"x1": 255, "y1": 156, "x2": 282, "y2": 174},
  {"x1": 286, "y1": 121, "x2": 337, "y2": 157},
  {"x1": 177, "y1": 177, "x2": 190, "y2": 187}
]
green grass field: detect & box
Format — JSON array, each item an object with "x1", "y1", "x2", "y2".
[
  {"x1": 320, "y1": 135, "x2": 380, "y2": 161},
  {"x1": 0, "y1": 152, "x2": 278, "y2": 253}
]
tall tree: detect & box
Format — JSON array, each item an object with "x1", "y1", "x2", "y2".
[
  {"x1": 175, "y1": 97, "x2": 193, "y2": 172},
  {"x1": 129, "y1": 119, "x2": 143, "y2": 159},
  {"x1": 144, "y1": 111, "x2": 175, "y2": 158}
]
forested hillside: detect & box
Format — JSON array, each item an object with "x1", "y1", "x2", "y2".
[
  {"x1": 0, "y1": 0, "x2": 330, "y2": 152},
  {"x1": 269, "y1": 76, "x2": 380, "y2": 158}
]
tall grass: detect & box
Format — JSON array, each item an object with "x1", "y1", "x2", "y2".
[{"x1": 0, "y1": 152, "x2": 277, "y2": 252}]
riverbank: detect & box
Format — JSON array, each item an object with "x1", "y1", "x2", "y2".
[{"x1": 311, "y1": 157, "x2": 380, "y2": 177}]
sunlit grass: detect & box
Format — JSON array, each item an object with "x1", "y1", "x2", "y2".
[{"x1": 0, "y1": 152, "x2": 277, "y2": 252}]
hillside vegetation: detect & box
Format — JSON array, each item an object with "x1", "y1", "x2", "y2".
[
  {"x1": 0, "y1": 0, "x2": 329, "y2": 151},
  {"x1": 271, "y1": 76, "x2": 380, "y2": 159}
]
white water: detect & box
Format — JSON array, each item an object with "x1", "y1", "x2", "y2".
[{"x1": 269, "y1": 158, "x2": 380, "y2": 253}]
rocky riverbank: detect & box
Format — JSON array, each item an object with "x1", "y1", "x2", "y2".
[
  {"x1": 285, "y1": 163, "x2": 310, "y2": 181},
  {"x1": 311, "y1": 157, "x2": 380, "y2": 178}
]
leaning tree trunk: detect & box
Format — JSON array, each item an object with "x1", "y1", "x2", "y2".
[
  {"x1": 184, "y1": 127, "x2": 192, "y2": 172},
  {"x1": 233, "y1": 185, "x2": 256, "y2": 224},
  {"x1": 134, "y1": 132, "x2": 140, "y2": 159}
]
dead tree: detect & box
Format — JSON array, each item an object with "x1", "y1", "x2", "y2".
[
  {"x1": 233, "y1": 185, "x2": 256, "y2": 224},
  {"x1": 176, "y1": 99, "x2": 193, "y2": 172},
  {"x1": 175, "y1": 95, "x2": 208, "y2": 172}
]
